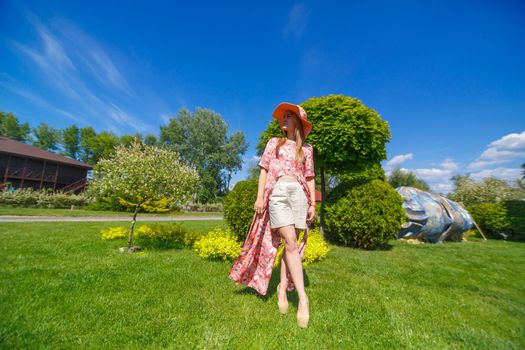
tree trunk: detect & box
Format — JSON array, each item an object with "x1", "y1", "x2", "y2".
[
  {"x1": 320, "y1": 166, "x2": 326, "y2": 238},
  {"x1": 127, "y1": 201, "x2": 143, "y2": 249}
]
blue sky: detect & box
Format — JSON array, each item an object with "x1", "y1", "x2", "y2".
[{"x1": 1, "y1": 0, "x2": 524, "y2": 193}]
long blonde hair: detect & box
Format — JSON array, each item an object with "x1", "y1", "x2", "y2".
[{"x1": 275, "y1": 113, "x2": 305, "y2": 163}]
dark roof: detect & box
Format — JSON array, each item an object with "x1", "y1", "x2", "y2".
[{"x1": 0, "y1": 136, "x2": 93, "y2": 169}]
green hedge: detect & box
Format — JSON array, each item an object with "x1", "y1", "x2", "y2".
[
  {"x1": 324, "y1": 180, "x2": 405, "y2": 249},
  {"x1": 504, "y1": 200, "x2": 525, "y2": 241},
  {"x1": 0, "y1": 188, "x2": 89, "y2": 208},
  {"x1": 223, "y1": 179, "x2": 258, "y2": 241},
  {"x1": 469, "y1": 200, "x2": 525, "y2": 241},
  {"x1": 468, "y1": 203, "x2": 509, "y2": 239}
]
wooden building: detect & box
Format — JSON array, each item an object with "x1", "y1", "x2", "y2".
[{"x1": 0, "y1": 136, "x2": 92, "y2": 193}]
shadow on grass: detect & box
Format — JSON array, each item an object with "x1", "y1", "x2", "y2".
[{"x1": 233, "y1": 265, "x2": 311, "y2": 307}]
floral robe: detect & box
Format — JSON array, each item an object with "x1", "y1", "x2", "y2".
[{"x1": 228, "y1": 137, "x2": 315, "y2": 295}]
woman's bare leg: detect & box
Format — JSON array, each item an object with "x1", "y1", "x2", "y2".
[
  {"x1": 280, "y1": 228, "x2": 303, "y2": 291},
  {"x1": 278, "y1": 250, "x2": 288, "y2": 302},
  {"x1": 278, "y1": 225, "x2": 308, "y2": 312}
]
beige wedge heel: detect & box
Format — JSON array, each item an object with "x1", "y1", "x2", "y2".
[
  {"x1": 296, "y1": 296, "x2": 309, "y2": 328},
  {"x1": 277, "y1": 283, "x2": 289, "y2": 314}
]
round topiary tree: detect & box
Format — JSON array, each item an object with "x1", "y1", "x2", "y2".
[
  {"x1": 223, "y1": 179, "x2": 258, "y2": 241},
  {"x1": 324, "y1": 180, "x2": 405, "y2": 249},
  {"x1": 257, "y1": 94, "x2": 391, "y2": 236}
]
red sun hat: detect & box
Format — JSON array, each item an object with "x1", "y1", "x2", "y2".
[{"x1": 272, "y1": 102, "x2": 312, "y2": 137}]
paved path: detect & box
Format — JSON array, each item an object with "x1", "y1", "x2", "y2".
[{"x1": 0, "y1": 215, "x2": 223, "y2": 222}]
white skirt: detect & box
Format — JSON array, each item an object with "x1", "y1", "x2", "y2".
[{"x1": 268, "y1": 176, "x2": 308, "y2": 229}]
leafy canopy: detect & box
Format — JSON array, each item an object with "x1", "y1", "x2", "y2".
[
  {"x1": 160, "y1": 107, "x2": 247, "y2": 201},
  {"x1": 32, "y1": 122, "x2": 61, "y2": 151},
  {"x1": 449, "y1": 174, "x2": 525, "y2": 206},
  {"x1": 257, "y1": 94, "x2": 391, "y2": 174},
  {"x1": 0, "y1": 111, "x2": 30, "y2": 142},
  {"x1": 88, "y1": 141, "x2": 199, "y2": 206}
]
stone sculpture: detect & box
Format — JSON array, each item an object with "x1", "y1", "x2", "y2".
[{"x1": 396, "y1": 186, "x2": 474, "y2": 243}]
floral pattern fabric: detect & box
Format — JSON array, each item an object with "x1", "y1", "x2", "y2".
[{"x1": 228, "y1": 137, "x2": 315, "y2": 295}]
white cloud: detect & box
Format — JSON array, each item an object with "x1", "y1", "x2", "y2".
[
  {"x1": 413, "y1": 167, "x2": 455, "y2": 183},
  {"x1": 283, "y1": 4, "x2": 308, "y2": 40},
  {"x1": 402, "y1": 159, "x2": 522, "y2": 195},
  {"x1": 391, "y1": 158, "x2": 460, "y2": 194},
  {"x1": 386, "y1": 153, "x2": 413, "y2": 167},
  {"x1": 433, "y1": 183, "x2": 454, "y2": 194},
  {"x1": 468, "y1": 131, "x2": 525, "y2": 169},
  {"x1": 470, "y1": 167, "x2": 522, "y2": 183},
  {"x1": 440, "y1": 158, "x2": 459, "y2": 170}
]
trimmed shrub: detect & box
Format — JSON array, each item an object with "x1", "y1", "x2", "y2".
[
  {"x1": 224, "y1": 179, "x2": 258, "y2": 240},
  {"x1": 303, "y1": 228, "x2": 331, "y2": 264},
  {"x1": 337, "y1": 163, "x2": 386, "y2": 188},
  {"x1": 324, "y1": 180, "x2": 405, "y2": 249},
  {"x1": 274, "y1": 228, "x2": 330, "y2": 267},
  {"x1": 468, "y1": 203, "x2": 510, "y2": 239},
  {"x1": 503, "y1": 200, "x2": 525, "y2": 241},
  {"x1": 133, "y1": 222, "x2": 197, "y2": 249},
  {"x1": 193, "y1": 227, "x2": 242, "y2": 261},
  {"x1": 101, "y1": 227, "x2": 127, "y2": 240}
]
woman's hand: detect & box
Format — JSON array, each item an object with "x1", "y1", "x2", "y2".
[
  {"x1": 254, "y1": 197, "x2": 265, "y2": 215},
  {"x1": 306, "y1": 205, "x2": 316, "y2": 224}
]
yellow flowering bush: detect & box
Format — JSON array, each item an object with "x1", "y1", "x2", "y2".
[
  {"x1": 193, "y1": 228, "x2": 242, "y2": 261},
  {"x1": 118, "y1": 197, "x2": 172, "y2": 213},
  {"x1": 101, "y1": 226, "x2": 127, "y2": 241},
  {"x1": 274, "y1": 228, "x2": 330, "y2": 267},
  {"x1": 133, "y1": 223, "x2": 201, "y2": 249},
  {"x1": 134, "y1": 224, "x2": 158, "y2": 239}
]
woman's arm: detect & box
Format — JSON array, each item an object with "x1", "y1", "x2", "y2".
[
  {"x1": 307, "y1": 177, "x2": 315, "y2": 204},
  {"x1": 254, "y1": 168, "x2": 268, "y2": 215},
  {"x1": 306, "y1": 177, "x2": 316, "y2": 222}
]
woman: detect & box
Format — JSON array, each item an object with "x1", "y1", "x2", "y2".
[{"x1": 228, "y1": 102, "x2": 316, "y2": 328}]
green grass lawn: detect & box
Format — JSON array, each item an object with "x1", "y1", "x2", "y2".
[
  {"x1": 0, "y1": 206, "x2": 222, "y2": 217},
  {"x1": 1, "y1": 221, "x2": 524, "y2": 349}
]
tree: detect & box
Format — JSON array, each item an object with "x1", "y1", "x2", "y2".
[
  {"x1": 388, "y1": 168, "x2": 430, "y2": 191},
  {"x1": 79, "y1": 127, "x2": 120, "y2": 165},
  {"x1": 88, "y1": 141, "x2": 199, "y2": 251},
  {"x1": 160, "y1": 108, "x2": 247, "y2": 201},
  {"x1": 79, "y1": 127, "x2": 97, "y2": 164},
  {"x1": 449, "y1": 174, "x2": 525, "y2": 206},
  {"x1": 143, "y1": 134, "x2": 158, "y2": 146},
  {"x1": 522, "y1": 162, "x2": 525, "y2": 179},
  {"x1": 120, "y1": 133, "x2": 142, "y2": 146},
  {"x1": 0, "y1": 111, "x2": 30, "y2": 142},
  {"x1": 246, "y1": 159, "x2": 261, "y2": 180},
  {"x1": 257, "y1": 94, "x2": 391, "y2": 235},
  {"x1": 61, "y1": 125, "x2": 81, "y2": 159},
  {"x1": 32, "y1": 122, "x2": 60, "y2": 151},
  {"x1": 221, "y1": 131, "x2": 248, "y2": 190}
]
